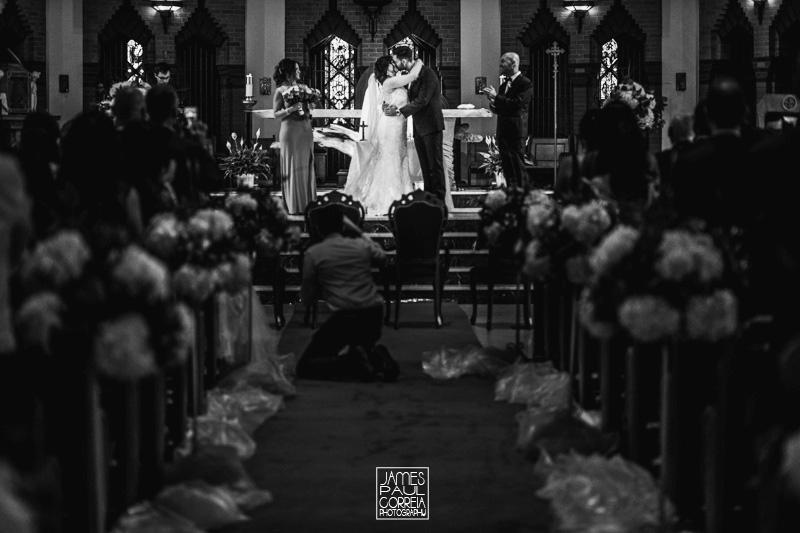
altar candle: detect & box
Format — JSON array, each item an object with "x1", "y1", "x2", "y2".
[{"x1": 245, "y1": 73, "x2": 253, "y2": 98}]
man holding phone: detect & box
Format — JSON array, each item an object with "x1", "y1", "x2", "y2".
[{"x1": 299, "y1": 209, "x2": 399, "y2": 383}]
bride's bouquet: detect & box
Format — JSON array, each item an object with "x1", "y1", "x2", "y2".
[{"x1": 282, "y1": 85, "x2": 322, "y2": 117}]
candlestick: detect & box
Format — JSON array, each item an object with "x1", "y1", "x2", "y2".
[{"x1": 245, "y1": 73, "x2": 253, "y2": 98}]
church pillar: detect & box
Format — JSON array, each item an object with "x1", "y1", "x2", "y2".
[
  {"x1": 46, "y1": 0, "x2": 83, "y2": 124},
  {"x1": 246, "y1": 0, "x2": 285, "y2": 141},
  {"x1": 661, "y1": 0, "x2": 699, "y2": 149},
  {"x1": 460, "y1": 0, "x2": 499, "y2": 137}
]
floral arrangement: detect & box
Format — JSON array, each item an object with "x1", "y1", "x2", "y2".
[
  {"x1": 220, "y1": 189, "x2": 301, "y2": 259},
  {"x1": 603, "y1": 77, "x2": 667, "y2": 132},
  {"x1": 144, "y1": 209, "x2": 253, "y2": 305},
  {"x1": 96, "y1": 78, "x2": 152, "y2": 114},
  {"x1": 281, "y1": 84, "x2": 322, "y2": 117},
  {"x1": 579, "y1": 223, "x2": 739, "y2": 344},
  {"x1": 478, "y1": 187, "x2": 531, "y2": 255},
  {"x1": 219, "y1": 129, "x2": 272, "y2": 187},
  {"x1": 521, "y1": 199, "x2": 616, "y2": 283},
  {"x1": 15, "y1": 231, "x2": 193, "y2": 380}
]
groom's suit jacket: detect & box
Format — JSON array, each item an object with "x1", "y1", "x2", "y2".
[
  {"x1": 491, "y1": 73, "x2": 533, "y2": 139},
  {"x1": 400, "y1": 65, "x2": 444, "y2": 137}
]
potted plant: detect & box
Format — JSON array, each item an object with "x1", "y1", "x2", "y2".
[
  {"x1": 219, "y1": 129, "x2": 272, "y2": 190},
  {"x1": 478, "y1": 135, "x2": 506, "y2": 188}
]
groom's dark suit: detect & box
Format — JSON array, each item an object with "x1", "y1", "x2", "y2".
[
  {"x1": 399, "y1": 65, "x2": 445, "y2": 200},
  {"x1": 491, "y1": 72, "x2": 533, "y2": 187}
]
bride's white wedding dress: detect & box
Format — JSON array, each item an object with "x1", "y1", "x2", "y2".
[{"x1": 345, "y1": 86, "x2": 415, "y2": 215}]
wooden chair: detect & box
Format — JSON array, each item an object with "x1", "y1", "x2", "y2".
[
  {"x1": 302, "y1": 190, "x2": 366, "y2": 328},
  {"x1": 384, "y1": 190, "x2": 450, "y2": 329}
]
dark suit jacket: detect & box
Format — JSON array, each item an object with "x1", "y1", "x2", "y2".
[
  {"x1": 490, "y1": 73, "x2": 533, "y2": 139},
  {"x1": 399, "y1": 65, "x2": 444, "y2": 137},
  {"x1": 671, "y1": 133, "x2": 750, "y2": 229}
]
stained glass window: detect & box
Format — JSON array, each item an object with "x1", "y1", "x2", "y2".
[
  {"x1": 599, "y1": 39, "x2": 618, "y2": 102},
  {"x1": 126, "y1": 39, "x2": 144, "y2": 84},
  {"x1": 323, "y1": 36, "x2": 355, "y2": 120}
]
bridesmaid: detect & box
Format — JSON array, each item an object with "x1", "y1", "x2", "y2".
[{"x1": 273, "y1": 58, "x2": 315, "y2": 215}]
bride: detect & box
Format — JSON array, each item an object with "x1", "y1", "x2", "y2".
[{"x1": 345, "y1": 56, "x2": 424, "y2": 215}]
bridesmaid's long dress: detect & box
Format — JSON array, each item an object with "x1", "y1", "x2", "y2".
[{"x1": 275, "y1": 86, "x2": 315, "y2": 215}]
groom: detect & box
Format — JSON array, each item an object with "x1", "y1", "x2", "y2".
[{"x1": 384, "y1": 46, "x2": 445, "y2": 201}]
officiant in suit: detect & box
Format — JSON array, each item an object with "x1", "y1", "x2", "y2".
[
  {"x1": 482, "y1": 53, "x2": 533, "y2": 188},
  {"x1": 384, "y1": 45, "x2": 445, "y2": 201}
]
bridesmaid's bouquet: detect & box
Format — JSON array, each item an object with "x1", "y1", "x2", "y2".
[{"x1": 282, "y1": 84, "x2": 322, "y2": 117}]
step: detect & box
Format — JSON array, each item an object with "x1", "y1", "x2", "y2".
[
  {"x1": 254, "y1": 249, "x2": 488, "y2": 273},
  {"x1": 254, "y1": 284, "x2": 530, "y2": 306},
  {"x1": 288, "y1": 210, "x2": 482, "y2": 234}
]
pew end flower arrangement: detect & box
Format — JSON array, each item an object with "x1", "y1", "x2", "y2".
[
  {"x1": 579, "y1": 221, "x2": 740, "y2": 344},
  {"x1": 220, "y1": 129, "x2": 272, "y2": 189},
  {"x1": 15, "y1": 231, "x2": 193, "y2": 380},
  {"x1": 220, "y1": 189, "x2": 301, "y2": 260},
  {"x1": 478, "y1": 187, "x2": 532, "y2": 258},
  {"x1": 144, "y1": 209, "x2": 253, "y2": 305}
]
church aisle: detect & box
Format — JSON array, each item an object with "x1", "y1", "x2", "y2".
[{"x1": 226, "y1": 303, "x2": 550, "y2": 532}]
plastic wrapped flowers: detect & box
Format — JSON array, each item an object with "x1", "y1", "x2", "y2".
[
  {"x1": 16, "y1": 230, "x2": 194, "y2": 380},
  {"x1": 536, "y1": 452, "x2": 675, "y2": 532},
  {"x1": 579, "y1": 224, "x2": 739, "y2": 344},
  {"x1": 144, "y1": 209, "x2": 255, "y2": 305}
]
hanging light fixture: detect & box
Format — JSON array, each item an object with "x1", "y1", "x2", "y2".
[
  {"x1": 354, "y1": 0, "x2": 392, "y2": 42},
  {"x1": 151, "y1": 0, "x2": 183, "y2": 34},
  {"x1": 563, "y1": 1, "x2": 594, "y2": 34},
  {"x1": 753, "y1": 0, "x2": 767, "y2": 25}
]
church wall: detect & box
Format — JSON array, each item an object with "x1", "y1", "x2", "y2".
[
  {"x1": 1, "y1": 0, "x2": 47, "y2": 110},
  {"x1": 501, "y1": 0, "x2": 663, "y2": 150},
  {"x1": 699, "y1": 0, "x2": 782, "y2": 107},
  {"x1": 82, "y1": 0, "x2": 247, "y2": 147},
  {"x1": 285, "y1": 0, "x2": 462, "y2": 106}
]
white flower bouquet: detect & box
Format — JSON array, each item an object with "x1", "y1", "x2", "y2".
[
  {"x1": 603, "y1": 77, "x2": 667, "y2": 132},
  {"x1": 15, "y1": 233, "x2": 194, "y2": 380},
  {"x1": 579, "y1": 223, "x2": 740, "y2": 344}
]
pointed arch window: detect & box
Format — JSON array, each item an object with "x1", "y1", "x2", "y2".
[
  {"x1": 599, "y1": 38, "x2": 618, "y2": 102},
  {"x1": 323, "y1": 36, "x2": 356, "y2": 114},
  {"x1": 126, "y1": 39, "x2": 145, "y2": 84}
]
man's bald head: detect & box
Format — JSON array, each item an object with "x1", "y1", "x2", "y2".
[{"x1": 500, "y1": 53, "x2": 520, "y2": 77}]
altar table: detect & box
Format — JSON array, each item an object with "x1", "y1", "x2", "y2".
[{"x1": 254, "y1": 108, "x2": 494, "y2": 210}]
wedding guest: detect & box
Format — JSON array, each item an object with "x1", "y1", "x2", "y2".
[
  {"x1": 555, "y1": 108, "x2": 602, "y2": 202},
  {"x1": 18, "y1": 111, "x2": 63, "y2": 241},
  {"x1": 481, "y1": 53, "x2": 533, "y2": 188},
  {"x1": 298, "y1": 208, "x2": 399, "y2": 382},
  {"x1": 58, "y1": 110, "x2": 141, "y2": 249},
  {"x1": 146, "y1": 83, "x2": 180, "y2": 132},
  {"x1": 655, "y1": 113, "x2": 694, "y2": 197},
  {"x1": 119, "y1": 121, "x2": 177, "y2": 227},
  {"x1": 672, "y1": 75, "x2": 750, "y2": 230},
  {"x1": 0, "y1": 152, "x2": 29, "y2": 355},
  {"x1": 273, "y1": 58, "x2": 315, "y2": 214},
  {"x1": 112, "y1": 86, "x2": 146, "y2": 130}
]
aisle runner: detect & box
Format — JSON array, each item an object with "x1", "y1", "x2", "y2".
[{"x1": 233, "y1": 303, "x2": 550, "y2": 533}]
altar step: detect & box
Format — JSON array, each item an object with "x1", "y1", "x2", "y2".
[{"x1": 251, "y1": 186, "x2": 524, "y2": 305}]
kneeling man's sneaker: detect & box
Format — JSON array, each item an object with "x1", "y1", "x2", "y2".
[
  {"x1": 369, "y1": 344, "x2": 400, "y2": 383},
  {"x1": 341, "y1": 346, "x2": 377, "y2": 382}
]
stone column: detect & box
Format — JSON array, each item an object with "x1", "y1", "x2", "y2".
[
  {"x1": 46, "y1": 0, "x2": 83, "y2": 124},
  {"x1": 246, "y1": 0, "x2": 285, "y2": 141},
  {"x1": 661, "y1": 0, "x2": 700, "y2": 149}
]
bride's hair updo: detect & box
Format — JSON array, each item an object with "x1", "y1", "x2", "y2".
[
  {"x1": 374, "y1": 56, "x2": 394, "y2": 84},
  {"x1": 274, "y1": 58, "x2": 299, "y2": 86}
]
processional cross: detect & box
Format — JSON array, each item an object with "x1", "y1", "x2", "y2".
[{"x1": 545, "y1": 42, "x2": 564, "y2": 186}]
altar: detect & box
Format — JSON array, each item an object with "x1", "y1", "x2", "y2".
[{"x1": 254, "y1": 108, "x2": 494, "y2": 210}]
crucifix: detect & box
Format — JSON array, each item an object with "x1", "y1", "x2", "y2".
[
  {"x1": 359, "y1": 122, "x2": 369, "y2": 141},
  {"x1": 545, "y1": 42, "x2": 564, "y2": 186}
]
